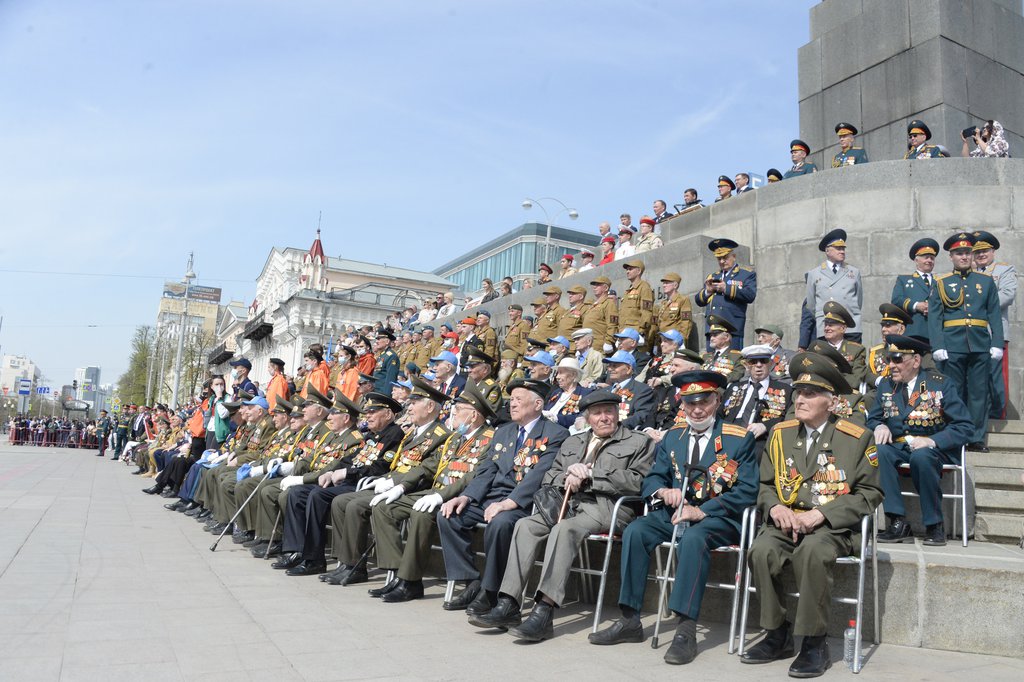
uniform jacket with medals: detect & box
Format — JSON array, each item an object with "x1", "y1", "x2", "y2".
[
  {"x1": 832, "y1": 147, "x2": 868, "y2": 167},
  {"x1": 928, "y1": 270, "x2": 1004, "y2": 354},
  {"x1": 300, "y1": 427, "x2": 367, "y2": 484},
  {"x1": 544, "y1": 383, "x2": 593, "y2": 429},
  {"x1": 721, "y1": 377, "x2": 793, "y2": 439},
  {"x1": 866, "y1": 370, "x2": 973, "y2": 458},
  {"x1": 759, "y1": 418, "x2": 883, "y2": 534},
  {"x1": 372, "y1": 348, "x2": 400, "y2": 393},
  {"x1": 904, "y1": 143, "x2": 941, "y2": 159},
  {"x1": 318, "y1": 421, "x2": 406, "y2": 486},
  {"x1": 783, "y1": 161, "x2": 817, "y2": 178},
  {"x1": 426, "y1": 426, "x2": 496, "y2": 501},
  {"x1": 642, "y1": 420, "x2": 757, "y2": 532},
  {"x1": 462, "y1": 418, "x2": 569, "y2": 509},
  {"x1": 694, "y1": 265, "x2": 757, "y2": 337},
  {"x1": 385, "y1": 420, "x2": 454, "y2": 493},
  {"x1": 544, "y1": 425, "x2": 656, "y2": 526},
  {"x1": 891, "y1": 272, "x2": 934, "y2": 339},
  {"x1": 248, "y1": 426, "x2": 294, "y2": 468},
  {"x1": 702, "y1": 348, "x2": 745, "y2": 383},
  {"x1": 609, "y1": 378, "x2": 656, "y2": 430},
  {"x1": 234, "y1": 415, "x2": 278, "y2": 465}
]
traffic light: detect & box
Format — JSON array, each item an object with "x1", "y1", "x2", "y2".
[{"x1": 72, "y1": 380, "x2": 78, "y2": 391}]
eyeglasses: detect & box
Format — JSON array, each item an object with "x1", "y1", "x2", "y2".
[
  {"x1": 887, "y1": 354, "x2": 907, "y2": 364},
  {"x1": 745, "y1": 358, "x2": 770, "y2": 365}
]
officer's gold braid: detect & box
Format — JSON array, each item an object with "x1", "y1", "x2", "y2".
[
  {"x1": 432, "y1": 432, "x2": 464, "y2": 485},
  {"x1": 388, "y1": 430, "x2": 415, "y2": 472},
  {"x1": 306, "y1": 429, "x2": 335, "y2": 469},
  {"x1": 937, "y1": 278, "x2": 964, "y2": 308},
  {"x1": 770, "y1": 428, "x2": 801, "y2": 506},
  {"x1": 283, "y1": 424, "x2": 310, "y2": 461}
]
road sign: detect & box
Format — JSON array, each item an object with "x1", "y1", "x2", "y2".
[
  {"x1": 17, "y1": 379, "x2": 32, "y2": 396},
  {"x1": 36, "y1": 386, "x2": 51, "y2": 395},
  {"x1": 111, "y1": 397, "x2": 122, "y2": 412}
]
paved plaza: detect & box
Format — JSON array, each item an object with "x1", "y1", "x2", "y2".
[{"x1": 1, "y1": 445, "x2": 1022, "y2": 681}]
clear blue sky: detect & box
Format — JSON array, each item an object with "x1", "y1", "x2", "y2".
[{"x1": 0, "y1": 0, "x2": 818, "y2": 388}]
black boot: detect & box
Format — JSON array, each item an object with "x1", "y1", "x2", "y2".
[
  {"x1": 788, "y1": 635, "x2": 831, "y2": 678},
  {"x1": 509, "y1": 601, "x2": 555, "y2": 642},
  {"x1": 179, "y1": 501, "x2": 200, "y2": 513},
  {"x1": 663, "y1": 618, "x2": 698, "y2": 665},
  {"x1": 381, "y1": 579, "x2": 424, "y2": 603},
  {"x1": 923, "y1": 522, "x2": 947, "y2": 546},
  {"x1": 338, "y1": 564, "x2": 368, "y2": 586},
  {"x1": 741, "y1": 622, "x2": 795, "y2": 664},
  {"x1": 443, "y1": 580, "x2": 481, "y2": 611},
  {"x1": 877, "y1": 515, "x2": 913, "y2": 543},
  {"x1": 468, "y1": 596, "x2": 521, "y2": 630},
  {"x1": 588, "y1": 616, "x2": 644, "y2": 645},
  {"x1": 465, "y1": 589, "x2": 497, "y2": 617}
]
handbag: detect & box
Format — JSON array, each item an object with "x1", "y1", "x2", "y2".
[{"x1": 533, "y1": 484, "x2": 575, "y2": 526}]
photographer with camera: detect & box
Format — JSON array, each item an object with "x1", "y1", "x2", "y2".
[{"x1": 961, "y1": 119, "x2": 1010, "y2": 158}]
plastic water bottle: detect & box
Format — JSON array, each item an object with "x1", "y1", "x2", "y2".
[{"x1": 843, "y1": 619, "x2": 857, "y2": 668}]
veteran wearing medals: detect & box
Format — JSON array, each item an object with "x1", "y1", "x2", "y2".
[
  {"x1": 866, "y1": 304, "x2": 918, "y2": 396},
  {"x1": 783, "y1": 139, "x2": 817, "y2": 178},
  {"x1": 891, "y1": 238, "x2": 939, "y2": 340},
  {"x1": 720, "y1": 345, "x2": 793, "y2": 458},
  {"x1": 904, "y1": 119, "x2": 942, "y2": 159},
  {"x1": 928, "y1": 232, "x2": 1004, "y2": 452},
  {"x1": 755, "y1": 324, "x2": 795, "y2": 383},
  {"x1": 472, "y1": 390, "x2": 655, "y2": 640},
  {"x1": 369, "y1": 386, "x2": 497, "y2": 602},
  {"x1": 602, "y1": 350, "x2": 656, "y2": 430},
  {"x1": 590, "y1": 371, "x2": 756, "y2": 665},
  {"x1": 803, "y1": 345, "x2": 869, "y2": 426},
  {"x1": 701, "y1": 315, "x2": 745, "y2": 383},
  {"x1": 648, "y1": 349, "x2": 704, "y2": 436},
  {"x1": 438, "y1": 379, "x2": 569, "y2": 615},
  {"x1": 695, "y1": 239, "x2": 757, "y2": 350},
  {"x1": 742, "y1": 355, "x2": 883, "y2": 678},
  {"x1": 813, "y1": 301, "x2": 867, "y2": 389},
  {"x1": 831, "y1": 122, "x2": 868, "y2": 167},
  {"x1": 869, "y1": 336, "x2": 972, "y2": 546}
]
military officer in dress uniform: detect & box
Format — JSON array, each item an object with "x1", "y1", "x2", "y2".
[
  {"x1": 866, "y1": 304, "x2": 915, "y2": 397},
  {"x1": 95, "y1": 410, "x2": 113, "y2": 457},
  {"x1": 438, "y1": 379, "x2": 569, "y2": 615},
  {"x1": 618, "y1": 260, "x2": 655, "y2": 348},
  {"x1": 557, "y1": 284, "x2": 591, "y2": 347},
  {"x1": 715, "y1": 175, "x2": 735, "y2": 202},
  {"x1": 721, "y1": 345, "x2": 794, "y2": 458},
  {"x1": 647, "y1": 348, "x2": 704, "y2": 436},
  {"x1": 464, "y1": 346, "x2": 503, "y2": 412},
  {"x1": 589, "y1": 371, "x2": 756, "y2": 665},
  {"x1": 869, "y1": 335, "x2": 973, "y2": 546},
  {"x1": 755, "y1": 325, "x2": 795, "y2": 383},
  {"x1": 370, "y1": 386, "x2": 498, "y2": 602},
  {"x1": 742, "y1": 355, "x2": 882, "y2": 678},
  {"x1": 807, "y1": 228, "x2": 864, "y2": 341},
  {"x1": 904, "y1": 119, "x2": 942, "y2": 159},
  {"x1": 891, "y1": 238, "x2": 940, "y2": 340},
  {"x1": 372, "y1": 330, "x2": 400, "y2": 393},
  {"x1": 654, "y1": 272, "x2": 696, "y2": 352},
  {"x1": 582, "y1": 275, "x2": 619, "y2": 354},
  {"x1": 502, "y1": 304, "x2": 530, "y2": 361},
  {"x1": 928, "y1": 232, "x2": 1004, "y2": 451},
  {"x1": 473, "y1": 390, "x2": 654, "y2": 642},
  {"x1": 475, "y1": 311, "x2": 499, "y2": 367},
  {"x1": 800, "y1": 346, "x2": 869, "y2": 426},
  {"x1": 532, "y1": 286, "x2": 565, "y2": 343},
  {"x1": 766, "y1": 168, "x2": 784, "y2": 183},
  {"x1": 783, "y1": 139, "x2": 817, "y2": 178},
  {"x1": 814, "y1": 301, "x2": 867, "y2": 389},
  {"x1": 972, "y1": 230, "x2": 1017, "y2": 419},
  {"x1": 701, "y1": 315, "x2": 745, "y2": 383},
  {"x1": 695, "y1": 238, "x2": 757, "y2": 350},
  {"x1": 831, "y1": 122, "x2": 869, "y2": 167}
]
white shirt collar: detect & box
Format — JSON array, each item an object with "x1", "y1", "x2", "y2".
[{"x1": 518, "y1": 415, "x2": 541, "y2": 436}]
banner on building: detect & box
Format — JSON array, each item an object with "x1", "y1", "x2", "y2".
[{"x1": 163, "y1": 282, "x2": 222, "y2": 304}]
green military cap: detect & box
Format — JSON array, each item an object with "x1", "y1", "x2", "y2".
[
  {"x1": 305, "y1": 384, "x2": 332, "y2": 409},
  {"x1": 408, "y1": 377, "x2": 450, "y2": 405},
  {"x1": 835, "y1": 122, "x2": 858, "y2": 136},
  {"x1": 328, "y1": 389, "x2": 361, "y2": 419},
  {"x1": 223, "y1": 400, "x2": 244, "y2": 414},
  {"x1": 818, "y1": 228, "x2": 847, "y2": 252},
  {"x1": 971, "y1": 230, "x2": 999, "y2": 251},
  {"x1": 660, "y1": 272, "x2": 682, "y2": 283},
  {"x1": 272, "y1": 397, "x2": 293, "y2": 415},
  {"x1": 822, "y1": 301, "x2": 854, "y2": 327},
  {"x1": 455, "y1": 384, "x2": 498, "y2": 422},
  {"x1": 944, "y1": 232, "x2": 975, "y2": 251},
  {"x1": 464, "y1": 345, "x2": 495, "y2": 366},
  {"x1": 236, "y1": 390, "x2": 255, "y2": 402},
  {"x1": 621, "y1": 259, "x2": 645, "y2": 272},
  {"x1": 754, "y1": 324, "x2": 784, "y2": 339},
  {"x1": 531, "y1": 297, "x2": 547, "y2": 307},
  {"x1": 507, "y1": 377, "x2": 554, "y2": 401},
  {"x1": 806, "y1": 340, "x2": 853, "y2": 374},
  {"x1": 566, "y1": 284, "x2": 588, "y2": 295},
  {"x1": 879, "y1": 303, "x2": 912, "y2": 326},
  {"x1": 541, "y1": 285, "x2": 562, "y2": 297},
  {"x1": 884, "y1": 334, "x2": 930, "y2": 356},
  {"x1": 766, "y1": 168, "x2": 783, "y2": 182},
  {"x1": 673, "y1": 348, "x2": 705, "y2": 364},
  {"x1": 508, "y1": 303, "x2": 524, "y2": 312},
  {"x1": 788, "y1": 352, "x2": 852, "y2": 395},
  {"x1": 707, "y1": 314, "x2": 737, "y2": 334},
  {"x1": 358, "y1": 372, "x2": 376, "y2": 384},
  {"x1": 289, "y1": 398, "x2": 308, "y2": 416},
  {"x1": 500, "y1": 349, "x2": 519, "y2": 361},
  {"x1": 525, "y1": 337, "x2": 548, "y2": 350},
  {"x1": 907, "y1": 119, "x2": 931, "y2": 140},
  {"x1": 361, "y1": 391, "x2": 402, "y2": 414},
  {"x1": 909, "y1": 238, "x2": 939, "y2": 259},
  {"x1": 590, "y1": 275, "x2": 612, "y2": 287}
]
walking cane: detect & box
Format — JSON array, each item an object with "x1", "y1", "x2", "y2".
[
  {"x1": 210, "y1": 467, "x2": 276, "y2": 552},
  {"x1": 651, "y1": 464, "x2": 708, "y2": 649},
  {"x1": 557, "y1": 485, "x2": 573, "y2": 523},
  {"x1": 264, "y1": 510, "x2": 282, "y2": 561}
]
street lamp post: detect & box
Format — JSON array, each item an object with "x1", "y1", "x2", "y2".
[
  {"x1": 521, "y1": 197, "x2": 579, "y2": 269},
  {"x1": 170, "y1": 252, "x2": 196, "y2": 409}
]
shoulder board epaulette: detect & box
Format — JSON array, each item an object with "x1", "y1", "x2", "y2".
[
  {"x1": 737, "y1": 265, "x2": 753, "y2": 271},
  {"x1": 835, "y1": 419, "x2": 866, "y2": 438},
  {"x1": 974, "y1": 270, "x2": 992, "y2": 277},
  {"x1": 935, "y1": 273, "x2": 954, "y2": 281},
  {"x1": 433, "y1": 426, "x2": 447, "y2": 437},
  {"x1": 776, "y1": 419, "x2": 800, "y2": 429},
  {"x1": 721, "y1": 424, "x2": 748, "y2": 437},
  {"x1": 350, "y1": 429, "x2": 364, "y2": 441},
  {"x1": 928, "y1": 371, "x2": 945, "y2": 381},
  {"x1": 869, "y1": 343, "x2": 885, "y2": 352},
  {"x1": 852, "y1": 146, "x2": 863, "y2": 150},
  {"x1": 482, "y1": 427, "x2": 496, "y2": 438},
  {"x1": 996, "y1": 262, "x2": 1010, "y2": 267}
]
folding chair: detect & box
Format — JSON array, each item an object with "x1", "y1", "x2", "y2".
[
  {"x1": 737, "y1": 511, "x2": 879, "y2": 673},
  {"x1": 896, "y1": 444, "x2": 968, "y2": 546}
]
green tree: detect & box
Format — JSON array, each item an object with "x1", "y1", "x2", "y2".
[{"x1": 116, "y1": 325, "x2": 154, "y2": 405}]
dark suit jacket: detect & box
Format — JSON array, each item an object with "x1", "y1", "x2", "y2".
[
  {"x1": 544, "y1": 384, "x2": 593, "y2": 429},
  {"x1": 612, "y1": 378, "x2": 656, "y2": 430}
]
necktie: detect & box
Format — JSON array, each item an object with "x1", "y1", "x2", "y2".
[
  {"x1": 923, "y1": 273, "x2": 931, "y2": 287},
  {"x1": 806, "y1": 428, "x2": 820, "y2": 457},
  {"x1": 739, "y1": 382, "x2": 758, "y2": 424},
  {"x1": 584, "y1": 437, "x2": 604, "y2": 465},
  {"x1": 832, "y1": 263, "x2": 838, "y2": 275},
  {"x1": 515, "y1": 426, "x2": 526, "y2": 453},
  {"x1": 689, "y1": 433, "x2": 703, "y2": 465}
]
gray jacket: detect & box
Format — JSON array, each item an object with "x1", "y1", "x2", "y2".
[{"x1": 807, "y1": 261, "x2": 864, "y2": 335}]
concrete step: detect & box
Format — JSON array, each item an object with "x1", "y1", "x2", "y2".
[
  {"x1": 968, "y1": 450, "x2": 1024, "y2": 468},
  {"x1": 974, "y1": 466, "x2": 1024, "y2": 488},
  {"x1": 976, "y1": 488, "x2": 1024, "y2": 513},
  {"x1": 989, "y1": 419, "x2": 1024, "y2": 434},
  {"x1": 985, "y1": 432, "x2": 1024, "y2": 449},
  {"x1": 975, "y1": 511, "x2": 1024, "y2": 544}
]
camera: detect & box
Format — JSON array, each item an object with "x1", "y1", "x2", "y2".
[
  {"x1": 962, "y1": 126, "x2": 979, "y2": 141},
  {"x1": 711, "y1": 273, "x2": 724, "y2": 283}
]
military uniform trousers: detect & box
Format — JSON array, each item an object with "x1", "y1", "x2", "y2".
[
  {"x1": 436, "y1": 501, "x2": 528, "y2": 594},
  {"x1": 500, "y1": 503, "x2": 634, "y2": 608},
  {"x1": 114, "y1": 428, "x2": 128, "y2": 457},
  {"x1": 618, "y1": 510, "x2": 739, "y2": 620},
  {"x1": 748, "y1": 525, "x2": 854, "y2": 637},
  {"x1": 330, "y1": 490, "x2": 378, "y2": 565},
  {"x1": 194, "y1": 465, "x2": 229, "y2": 508},
  {"x1": 234, "y1": 474, "x2": 272, "y2": 532},
  {"x1": 878, "y1": 443, "x2": 958, "y2": 526},
  {"x1": 282, "y1": 483, "x2": 357, "y2": 560},
  {"x1": 939, "y1": 353, "x2": 991, "y2": 442},
  {"x1": 254, "y1": 481, "x2": 287, "y2": 540},
  {"x1": 990, "y1": 342, "x2": 1008, "y2": 419},
  {"x1": 177, "y1": 460, "x2": 208, "y2": 502},
  {"x1": 371, "y1": 492, "x2": 440, "y2": 582},
  {"x1": 212, "y1": 470, "x2": 243, "y2": 524}
]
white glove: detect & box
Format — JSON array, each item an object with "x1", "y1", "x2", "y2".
[
  {"x1": 541, "y1": 410, "x2": 556, "y2": 421},
  {"x1": 215, "y1": 403, "x2": 230, "y2": 419},
  {"x1": 933, "y1": 349, "x2": 948, "y2": 362},
  {"x1": 412, "y1": 492, "x2": 444, "y2": 513},
  {"x1": 356, "y1": 476, "x2": 379, "y2": 492},
  {"x1": 991, "y1": 347, "x2": 1004, "y2": 361},
  {"x1": 250, "y1": 465, "x2": 265, "y2": 477},
  {"x1": 602, "y1": 343, "x2": 614, "y2": 354},
  {"x1": 373, "y1": 477, "x2": 396, "y2": 493},
  {"x1": 279, "y1": 475, "x2": 303, "y2": 490},
  {"x1": 370, "y1": 485, "x2": 405, "y2": 507},
  {"x1": 268, "y1": 457, "x2": 283, "y2": 469},
  {"x1": 211, "y1": 453, "x2": 230, "y2": 464},
  {"x1": 279, "y1": 461, "x2": 295, "y2": 476}
]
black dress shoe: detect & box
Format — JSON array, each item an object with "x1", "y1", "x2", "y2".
[
  {"x1": 96, "y1": 452, "x2": 104, "y2": 457},
  {"x1": 877, "y1": 516, "x2": 913, "y2": 543},
  {"x1": 195, "y1": 509, "x2": 212, "y2": 521},
  {"x1": 258, "y1": 541, "x2": 282, "y2": 558},
  {"x1": 322, "y1": 564, "x2": 353, "y2": 584},
  {"x1": 232, "y1": 530, "x2": 256, "y2": 545},
  {"x1": 368, "y1": 576, "x2": 401, "y2": 598},
  {"x1": 338, "y1": 566, "x2": 368, "y2": 586},
  {"x1": 208, "y1": 523, "x2": 230, "y2": 535},
  {"x1": 159, "y1": 488, "x2": 177, "y2": 498},
  {"x1": 741, "y1": 623, "x2": 795, "y2": 664},
  {"x1": 509, "y1": 601, "x2": 554, "y2": 641},
  {"x1": 443, "y1": 580, "x2": 482, "y2": 611},
  {"x1": 788, "y1": 635, "x2": 831, "y2": 678},
  {"x1": 272, "y1": 553, "x2": 303, "y2": 570},
  {"x1": 967, "y1": 442, "x2": 990, "y2": 452},
  {"x1": 243, "y1": 536, "x2": 265, "y2": 549},
  {"x1": 465, "y1": 589, "x2": 496, "y2": 617},
  {"x1": 923, "y1": 523, "x2": 947, "y2": 546},
  {"x1": 588, "y1": 617, "x2": 644, "y2": 645},
  {"x1": 663, "y1": 620, "x2": 698, "y2": 665},
  {"x1": 382, "y1": 579, "x2": 424, "y2": 603},
  {"x1": 286, "y1": 560, "x2": 327, "y2": 576},
  {"x1": 164, "y1": 500, "x2": 186, "y2": 511},
  {"x1": 468, "y1": 596, "x2": 521, "y2": 630},
  {"x1": 180, "y1": 501, "x2": 200, "y2": 513},
  {"x1": 142, "y1": 486, "x2": 162, "y2": 495},
  {"x1": 131, "y1": 468, "x2": 145, "y2": 475},
  {"x1": 249, "y1": 541, "x2": 269, "y2": 557}
]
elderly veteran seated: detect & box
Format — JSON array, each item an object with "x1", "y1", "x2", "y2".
[
  {"x1": 542, "y1": 357, "x2": 593, "y2": 432},
  {"x1": 720, "y1": 345, "x2": 793, "y2": 458},
  {"x1": 590, "y1": 370, "x2": 756, "y2": 664},
  {"x1": 470, "y1": 390, "x2": 655, "y2": 641},
  {"x1": 742, "y1": 355, "x2": 882, "y2": 678},
  {"x1": 602, "y1": 349, "x2": 656, "y2": 430},
  {"x1": 869, "y1": 335, "x2": 972, "y2": 547}
]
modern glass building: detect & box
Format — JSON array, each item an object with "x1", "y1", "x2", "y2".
[{"x1": 432, "y1": 222, "x2": 602, "y2": 297}]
